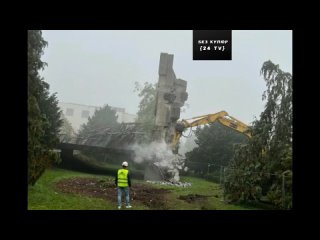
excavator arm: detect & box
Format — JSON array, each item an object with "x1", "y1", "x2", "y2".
[{"x1": 172, "y1": 111, "x2": 251, "y2": 152}]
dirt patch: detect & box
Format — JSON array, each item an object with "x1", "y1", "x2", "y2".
[
  {"x1": 54, "y1": 177, "x2": 170, "y2": 209},
  {"x1": 178, "y1": 194, "x2": 211, "y2": 203}
]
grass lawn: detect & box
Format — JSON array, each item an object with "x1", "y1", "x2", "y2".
[
  {"x1": 145, "y1": 176, "x2": 261, "y2": 210},
  {"x1": 28, "y1": 168, "x2": 263, "y2": 210},
  {"x1": 28, "y1": 168, "x2": 115, "y2": 210}
]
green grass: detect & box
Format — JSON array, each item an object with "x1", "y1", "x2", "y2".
[
  {"x1": 145, "y1": 176, "x2": 261, "y2": 210},
  {"x1": 28, "y1": 168, "x2": 263, "y2": 210},
  {"x1": 28, "y1": 168, "x2": 115, "y2": 210}
]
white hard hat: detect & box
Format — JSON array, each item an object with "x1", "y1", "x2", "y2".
[{"x1": 122, "y1": 161, "x2": 128, "y2": 167}]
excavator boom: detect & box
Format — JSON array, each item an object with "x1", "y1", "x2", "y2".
[{"x1": 172, "y1": 111, "x2": 251, "y2": 152}]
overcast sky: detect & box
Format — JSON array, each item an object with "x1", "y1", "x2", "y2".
[{"x1": 40, "y1": 30, "x2": 292, "y2": 124}]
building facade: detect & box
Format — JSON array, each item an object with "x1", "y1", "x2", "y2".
[{"x1": 59, "y1": 102, "x2": 136, "y2": 132}]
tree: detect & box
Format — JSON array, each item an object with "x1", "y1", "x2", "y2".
[
  {"x1": 76, "y1": 105, "x2": 121, "y2": 162},
  {"x1": 38, "y1": 88, "x2": 63, "y2": 147},
  {"x1": 134, "y1": 81, "x2": 157, "y2": 142},
  {"x1": 59, "y1": 115, "x2": 76, "y2": 143},
  {"x1": 77, "y1": 104, "x2": 120, "y2": 142},
  {"x1": 28, "y1": 30, "x2": 62, "y2": 185},
  {"x1": 224, "y1": 60, "x2": 292, "y2": 209},
  {"x1": 185, "y1": 123, "x2": 248, "y2": 175}
]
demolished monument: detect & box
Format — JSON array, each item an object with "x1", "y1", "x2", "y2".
[
  {"x1": 144, "y1": 53, "x2": 188, "y2": 182},
  {"x1": 153, "y1": 52, "x2": 188, "y2": 143},
  {"x1": 61, "y1": 52, "x2": 189, "y2": 183}
]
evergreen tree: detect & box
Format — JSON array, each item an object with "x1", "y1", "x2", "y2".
[
  {"x1": 59, "y1": 115, "x2": 75, "y2": 143},
  {"x1": 185, "y1": 123, "x2": 248, "y2": 175},
  {"x1": 28, "y1": 30, "x2": 62, "y2": 185},
  {"x1": 77, "y1": 104, "x2": 119, "y2": 141},
  {"x1": 76, "y1": 105, "x2": 121, "y2": 163}
]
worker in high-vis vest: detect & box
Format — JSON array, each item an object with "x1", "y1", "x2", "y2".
[{"x1": 115, "y1": 161, "x2": 132, "y2": 209}]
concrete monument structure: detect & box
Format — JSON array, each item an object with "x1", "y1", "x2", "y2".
[{"x1": 153, "y1": 53, "x2": 188, "y2": 144}]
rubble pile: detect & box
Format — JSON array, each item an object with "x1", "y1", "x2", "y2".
[{"x1": 146, "y1": 180, "x2": 192, "y2": 188}]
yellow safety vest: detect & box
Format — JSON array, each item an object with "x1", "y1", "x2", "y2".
[{"x1": 117, "y1": 169, "x2": 129, "y2": 187}]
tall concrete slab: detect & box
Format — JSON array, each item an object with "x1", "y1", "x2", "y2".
[{"x1": 154, "y1": 53, "x2": 188, "y2": 144}]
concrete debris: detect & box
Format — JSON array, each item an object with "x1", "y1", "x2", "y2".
[{"x1": 146, "y1": 180, "x2": 192, "y2": 188}]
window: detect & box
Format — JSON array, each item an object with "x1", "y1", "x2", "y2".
[
  {"x1": 66, "y1": 108, "x2": 74, "y2": 116},
  {"x1": 81, "y1": 110, "x2": 90, "y2": 118}
]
